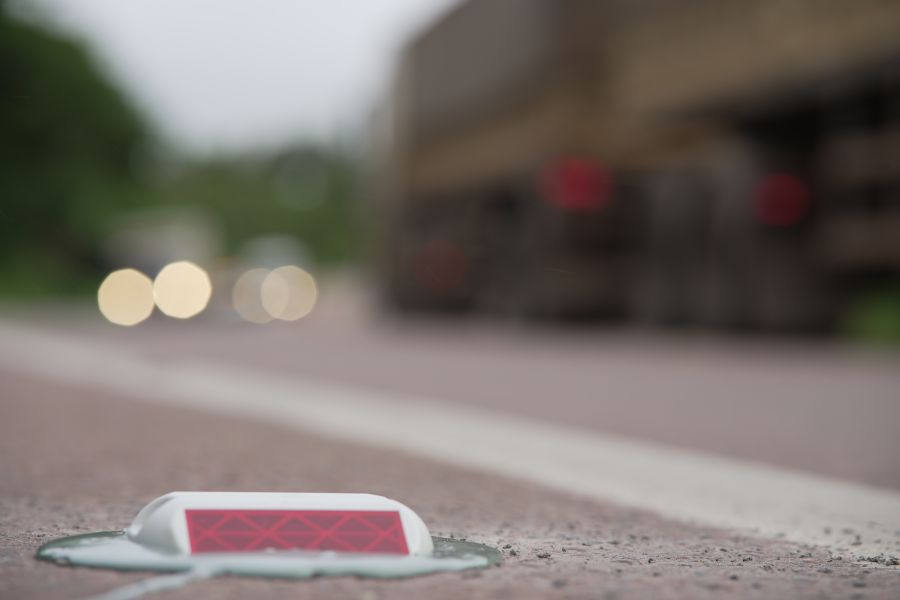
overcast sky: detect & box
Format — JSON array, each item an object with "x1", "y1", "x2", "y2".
[{"x1": 24, "y1": 0, "x2": 459, "y2": 154}]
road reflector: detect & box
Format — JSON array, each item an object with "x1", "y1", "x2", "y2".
[{"x1": 127, "y1": 492, "x2": 433, "y2": 557}]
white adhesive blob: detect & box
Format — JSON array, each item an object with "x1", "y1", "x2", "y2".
[
  {"x1": 35, "y1": 492, "x2": 500, "y2": 598},
  {"x1": 37, "y1": 531, "x2": 497, "y2": 579}
]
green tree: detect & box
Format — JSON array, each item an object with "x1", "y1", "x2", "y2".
[
  {"x1": 0, "y1": 3, "x2": 151, "y2": 295},
  {"x1": 159, "y1": 147, "x2": 360, "y2": 265}
]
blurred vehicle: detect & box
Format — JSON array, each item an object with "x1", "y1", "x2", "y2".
[
  {"x1": 103, "y1": 208, "x2": 223, "y2": 276},
  {"x1": 372, "y1": 0, "x2": 900, "y2": 331}
]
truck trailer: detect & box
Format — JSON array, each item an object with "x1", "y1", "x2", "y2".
[{"x1": 372, "y1": 0, "x2": 900, "y2": 331}]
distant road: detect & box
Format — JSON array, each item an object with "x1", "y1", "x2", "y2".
[
  {"x1": 2, "y1": 318, "x2": 899, "y2": 557},
  {"x1": 10, "y1": 284, "x2": 900, "y2": 490}
]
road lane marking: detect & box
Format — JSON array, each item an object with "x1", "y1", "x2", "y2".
[{"x1": 1, "y1": 322, "x2": 898, "y2": 559}]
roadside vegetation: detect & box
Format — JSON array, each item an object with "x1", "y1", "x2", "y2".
[{"x1": 0, "y1": 3, "x2": 359, "y2": 298}]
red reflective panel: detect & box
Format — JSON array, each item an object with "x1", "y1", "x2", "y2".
[
  {"x1": 541, "y1": 157, "x2": 613, "y2": 212},
  {"x1": 755, "y1": 173, "x2": 811, "y2": 227},
  {"x1": 185, "y1": 509, "x2": 409, "y2": 555}
]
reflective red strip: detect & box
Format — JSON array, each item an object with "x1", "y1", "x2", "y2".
[
  {"x1": 185, "y1": 509, "x2": 409, "y2": 555},
  {"x1": 541, "y1": 157, "x2": 613, "y2": 212},
  {"x1": 755, "y1": 173, "x2": 811, "y2": 227}
]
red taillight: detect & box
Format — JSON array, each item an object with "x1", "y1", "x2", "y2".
[
  {"x1": 541, "y1": 157, "x2": 613, "y2": 212},
  {"x1": 755, "y1": 173, "x2": 811, "y2": 227},
  {"x1": 185, "y1": 509, "x2": 409, "y2": 554}
]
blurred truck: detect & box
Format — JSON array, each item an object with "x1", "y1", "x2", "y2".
[{"x1": 372, "y1": 0, "x2": 900, "y2": 331}]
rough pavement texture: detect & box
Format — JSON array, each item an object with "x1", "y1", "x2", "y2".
[{"x1": 2, "y1": 370, "x2": 898, "y2": 599}]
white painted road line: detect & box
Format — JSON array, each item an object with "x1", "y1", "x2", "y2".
[{"x1": 1, "y1": 321, "x2": 898, "y2": 559}]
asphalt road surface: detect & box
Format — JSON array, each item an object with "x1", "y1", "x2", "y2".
[{"x1": 1, "y1": 282, "x2": 899, "y2": 598}]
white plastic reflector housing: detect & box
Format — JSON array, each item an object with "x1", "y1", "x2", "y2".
[{"x1": 127, "y1": 492, "x2": 433, "y2": 557}]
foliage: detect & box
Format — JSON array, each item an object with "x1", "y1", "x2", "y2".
[
  {"x1": 157, "y1": 147, "x2": 360, "y2": 266},
  {"x1": 0, "y1": 6, "x2": 359, "y2": 297},
  {"x1": 0, "y1": 4, "x2": 152, "y2": 295},
  {"x1": 843, "y1": 286, "x2": 900, "y2": 343}
]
